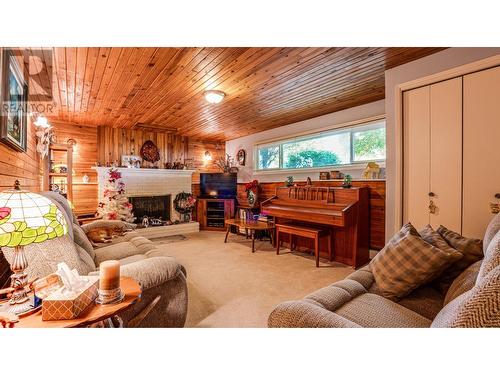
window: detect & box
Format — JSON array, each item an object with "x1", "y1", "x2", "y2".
[{"x1": 255, "y1": 119, "x2": 385, "y2": 171}]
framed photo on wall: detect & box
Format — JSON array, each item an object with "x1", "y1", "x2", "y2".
[{"x1": 0, "y1": 49, "x2": 28, "y2": 152}]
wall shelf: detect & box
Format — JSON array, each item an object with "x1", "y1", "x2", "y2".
[{"x1": 43, "y1": 143, "x2": 73, "y2": 202}]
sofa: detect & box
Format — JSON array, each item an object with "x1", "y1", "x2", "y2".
[
  {"x1": 268, "y1": 214, "x2": 500, "y2": 328},
  {"x1": 3, "y1": 192, "x2": 188, "y2": 328}
]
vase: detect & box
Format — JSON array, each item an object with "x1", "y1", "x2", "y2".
[{"x1": 247, "y1": 190, "x2": 258, "y2": 207}]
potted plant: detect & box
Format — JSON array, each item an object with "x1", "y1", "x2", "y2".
[
  {"x1": 342, "y1": 174, "x2": 352, "y2": 188},
  {"x1": 245, "y1": 179, "x2": 259, "y2": 207}
]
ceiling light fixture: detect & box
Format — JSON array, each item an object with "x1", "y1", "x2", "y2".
[{"x1": 204, "y1": 90, "x2": 225, "y2": 104}]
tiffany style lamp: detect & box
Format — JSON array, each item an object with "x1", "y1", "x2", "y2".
[{"x1": 0, "y1": 180, "x2": 68, "y2": 314}]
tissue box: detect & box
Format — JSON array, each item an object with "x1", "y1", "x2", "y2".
[{"x1": 42, "y1": 276, "x2": 99, "y2": 321}]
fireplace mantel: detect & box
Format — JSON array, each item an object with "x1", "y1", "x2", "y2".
[{"x1": 92, "y1": 167, "x2": 195, "y2": 176}]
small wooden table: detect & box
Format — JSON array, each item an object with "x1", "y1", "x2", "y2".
[
  {"x1": 224, "y1": 218, "x2": 275, "y2": 252},
  {"x1": 13, "y1": 277, "x2": 141, "y2": 328}
]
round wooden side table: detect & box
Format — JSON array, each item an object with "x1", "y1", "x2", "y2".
[{"x1": 11, "y1": 277, "x2": 141, "y2": 328}]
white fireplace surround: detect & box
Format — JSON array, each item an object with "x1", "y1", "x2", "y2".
[{"x1": 93, "y1": 167, "x2": 195, "y2": 222}]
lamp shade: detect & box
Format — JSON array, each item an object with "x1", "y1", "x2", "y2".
[{"x1": 0, "y1": 184, "x2": 68, "y2": 248}]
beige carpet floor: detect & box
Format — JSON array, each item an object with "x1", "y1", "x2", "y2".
[{"x1": 154, "y1": 231, "x2": 355, "y2": 327}]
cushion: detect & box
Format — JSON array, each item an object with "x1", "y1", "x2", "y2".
[
  {"x1": 73, "y1": 225, "x2": 95, "y2": 261},
  {"x1": 335, "y1": 293, "x2": 432, "y2": 328},
  {"x1": 117, "y1": 254, "x2": 148, "y2": 266},
  {"x1": 397, "y1": 285, "x2": 445, "y2": 320},
  {"x1": 431, "y1": 265, "x2": 500, "y2": 328},
  {"x1": 346, "y1": 266, "x2": 375, "y2": 290},
  {"x1": 435, "y1": 226, "x2": 484, "y2": 289},
  {"x1": 443, "y1": 260, "x2": 482, "y2": 306},
  {"x1": 94, "y1": 236, "x2": 156, "y2": 265},
  {"x1": 483, "y1": 213, "x2": 500, "y2": 252},
  {"x1": 477, "y1": 231, "x2": 500, "y2": 283},
  {"x1": 75, "y1": 244, "x2": 97, "y2": 274},
  {"x1": 419, "y1": 224, "x2": 458, "y2": 255},
  {"x1": 304, "y1": 279, "x2": 367, "y2": 311},
  {"x1": 2, "y1": 235, "x2": 89, "y2": 280},
  {"x1": 370, "y1": 223, "x2": 462, "y2": 300}
]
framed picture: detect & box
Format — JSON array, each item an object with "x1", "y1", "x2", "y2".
[
  {"x1": 319, "y1": 171, "x2": 330, "y2": 180},
  {"x1": 0, "y1": 49, "x2": 28, "y2": 152},
  {"x1": 121, "y1": 154, "x2": 142, "y2": 168},
  {"x1": 236, "y1": 149, "x2": 246, "y2": 166}
]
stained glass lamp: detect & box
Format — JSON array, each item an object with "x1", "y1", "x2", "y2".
[{"x1": 0, "y1": 180, "x2": 68, "y2": 314}]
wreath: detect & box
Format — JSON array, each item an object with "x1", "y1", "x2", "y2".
[{"x1": 174, "y1": 192, "x2": 196, "y2": 214}]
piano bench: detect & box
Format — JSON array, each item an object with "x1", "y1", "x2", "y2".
[{"x1": 275, "y1": 224, "x2": 332, "y2": 267}]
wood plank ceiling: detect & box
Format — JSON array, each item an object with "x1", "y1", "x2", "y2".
[{"x1": 27, "y1": 47, "x2": 445, "y2": 141}]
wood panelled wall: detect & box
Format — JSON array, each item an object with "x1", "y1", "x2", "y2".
[
  {"x1": 0, "y1": 119, "x2": 40, "y2": 192},
  {"x1": 194, "y1": 179, "x2": 385, "y2": 250},
  {"x1": 96, "y1": 126, "x2": 224, "y2": 177},
  {"x1": 49, "y1": 124, "x2": 225, "y2": 215},
  {"x1": 0, "y1": 50, "x2": 40, "y2": 192},
  {"x1": 51, "y1": 121, "x2": 98, "y2": 216}
]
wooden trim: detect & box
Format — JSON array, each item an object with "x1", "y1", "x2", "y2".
[{"x1": 398, "y1": 54, "x2": 500, "y2": 92}]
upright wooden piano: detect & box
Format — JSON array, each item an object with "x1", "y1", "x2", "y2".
[{"x1": 261, "y1": 186, "x2": 370, "y2": 268}]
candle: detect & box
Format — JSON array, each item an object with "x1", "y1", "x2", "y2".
[{"x1": 99, "y1": 260, "x2": 120, "y2": 290}]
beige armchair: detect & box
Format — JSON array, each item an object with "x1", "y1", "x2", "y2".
[{"x1": 40, "y1": 192, "x2": 188, "y2": 328}]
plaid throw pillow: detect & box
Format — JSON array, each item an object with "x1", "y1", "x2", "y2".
[
  {"x1": 420, "y1": 225, "x2": 457, "y2": 255},
  {"x1": 434, "y1": 226, "x2": 483, "y2": 290},
  {"x1": 371, "y1": 223, "x2": 463, "y2": 300}
]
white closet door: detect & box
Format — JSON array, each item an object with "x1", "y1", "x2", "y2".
[
  {"x1": 429, "y1": 77, "x2": 463, "y2": 232},
  {"x1": 463, "y1": 66, "x2": 500, "y2": 238},
  {"x1": 403, "y1": 86, "x2": 430, "y2": 229}
]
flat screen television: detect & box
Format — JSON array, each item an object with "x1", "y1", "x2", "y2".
[{"x1": 200, "y1": 173, "x2": 237, "y2": 199}]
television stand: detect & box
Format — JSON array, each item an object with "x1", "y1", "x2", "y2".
[{"x1": 196, "y1": 198, "x2": 235, "y2": 231}]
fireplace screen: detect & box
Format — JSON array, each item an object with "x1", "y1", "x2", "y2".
[{"x1": 128, "y1": 195, "x2": 171, "y2": 223}]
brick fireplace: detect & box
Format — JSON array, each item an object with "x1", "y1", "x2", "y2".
[{"x1": 94, "y1": 167, "x2": 195, "y2": 222}]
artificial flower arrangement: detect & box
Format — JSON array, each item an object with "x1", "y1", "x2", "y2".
[
  {"x1": 244, "y1": 180, "x2": 259, "y2": 207},
  {"x1": 245, "y1": 179, "x2": 259, "y2": 194}
]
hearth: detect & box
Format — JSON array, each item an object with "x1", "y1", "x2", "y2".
[{"x1": 129, "y1": 195, "x2": 171, "y2": 224}]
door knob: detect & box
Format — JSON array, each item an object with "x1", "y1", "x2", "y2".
[{"x1": 428, "y1": 192, "x2": 435, "y2": 197}]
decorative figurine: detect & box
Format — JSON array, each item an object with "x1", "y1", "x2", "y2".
[
  {"x1": 285, "y1": 176, "x2": 294, "y2": 187},
  {"x1": 362, "y1": 162, "x2": 381, "y2": 179},
  {"x1": 141, "y1": 216, "x2": 150, "y2": 228}
]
